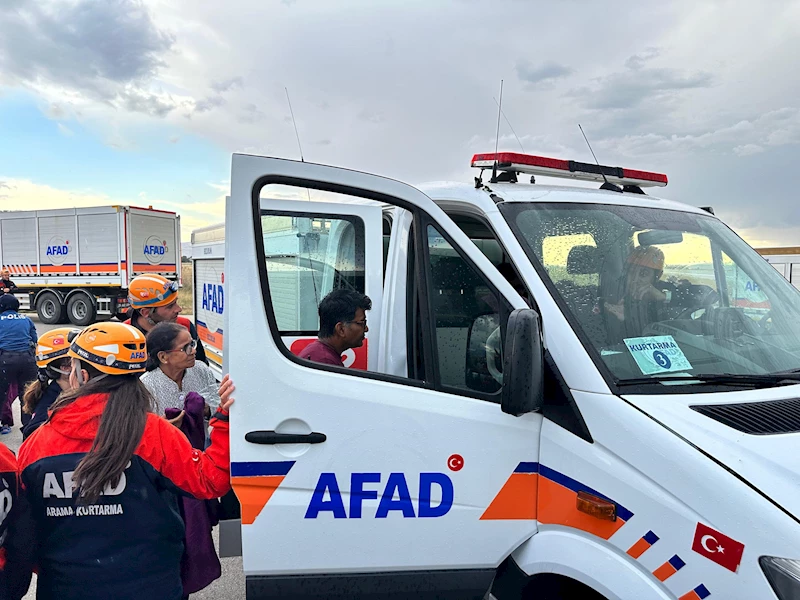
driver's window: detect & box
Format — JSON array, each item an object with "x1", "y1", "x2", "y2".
[{"x1": 426, "y1": 225, "x2": 506, "y2": 397}]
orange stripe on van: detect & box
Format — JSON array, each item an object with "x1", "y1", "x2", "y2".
[
  {"x1": 537, "y1": 477, "x2": 626, "y2": 539},
  {"x1": 481, "y1": 472, "x2": 538, "y2": 520},
  {"x1": 231, "y1": 476, "x2": 286, "y2": 525},
  {"x1": 40, "y1": 265, "x2": 77, "y2": 273}
]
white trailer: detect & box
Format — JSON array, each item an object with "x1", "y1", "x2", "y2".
[
  {"x1": 757, "y1": 246, "x2": 800, "y2": 288},
  {"x1": 0, "y1": 205, "x2": 181, "y2": 326}
]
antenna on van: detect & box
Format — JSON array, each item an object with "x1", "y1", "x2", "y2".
[
  {"x1": 285, "y1": 87, "x2": 305, "y2": 162},
  {"x1": 493, "y1": 96, "x2": 525, "y2": 153},
  {"x1": 490, "y1": 79, "x2": 504, "y2": 183},
  {"x1": 285, "y1": 87, "x2": 311, "y2": 201},
  {"x1": 578, "y1": 124, "x2": 622, "y2": 193}
]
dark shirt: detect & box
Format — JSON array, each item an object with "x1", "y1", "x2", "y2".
[
  {"x1": 0, "y1": 278, "x2": 17, "y2": 295},
  {"x1": 0, "y1": 311, "x2": 37, "y2": 352},
  {"x1": 22, "y1": 380, "x2": 62, "y2": 441},
  {"x1": 297, "y1": 340, "x2": 343, "y2": 366}
]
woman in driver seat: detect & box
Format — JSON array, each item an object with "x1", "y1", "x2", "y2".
[{"x1": 605, "y1": 245, "x2": 669, "y2": 338}]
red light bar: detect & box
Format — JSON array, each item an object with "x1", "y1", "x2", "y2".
[{"x1": 471, "y1": 152, "x2": 668, "y2": 188}]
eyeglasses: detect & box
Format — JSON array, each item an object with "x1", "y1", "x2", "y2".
[
  {"x1": 165, "y1": 339, "x2": 197, "y2": 355},
  {"x1": 347, "y1": 319, "x2": 367, "y2": 329}
]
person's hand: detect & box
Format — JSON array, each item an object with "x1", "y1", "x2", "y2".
[
  {"x1": 1, "y1": 288, "x2": 8, "y2": 293},
  {"x1": 168, "y1": 410, "x2": 185, "y2": 427},
  {"x1": 605, "y1": 301, "x2": 625, "y2": 321},
  {"x1": 219, "y1": 374, "x2": 235, "y2": 412}
]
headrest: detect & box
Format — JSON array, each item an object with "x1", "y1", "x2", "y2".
[{"x1": 567, "y1": 245, "x2": 600, "y2": 275}]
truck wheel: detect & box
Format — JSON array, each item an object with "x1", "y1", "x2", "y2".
[
  {"x1": 36, "y1": 292, "x2": 66, "y2": 324},
  {"x1": 67, "y1": 293, "x2": 97, "y2": 326}
]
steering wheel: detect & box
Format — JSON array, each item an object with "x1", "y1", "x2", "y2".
[{"x1": 670, "y1": 284, "x2": 719, "y2": 320}]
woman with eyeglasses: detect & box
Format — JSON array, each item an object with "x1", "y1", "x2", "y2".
[
  {"x1": 17, "y1": 322, "x2": 234, "y2": 600},
  {"x1": 21, "y1": 328, "x2": 79, "y2": 440},
  {"x1": 141, "y1": 322, "x2": 221, "y2": 426}
]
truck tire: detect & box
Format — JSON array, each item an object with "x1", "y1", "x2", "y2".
[
  {"x1": 67, "y1": 293, "x2": 97, "y2": 326},
  {"x1": 36, "y1": 292, "x2": 67, "y2": 324}
]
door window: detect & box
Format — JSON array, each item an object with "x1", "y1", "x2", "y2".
[
  {"x1": 261, "y1": 212, "x2": 365, "y2": 335},
  {"x1": 426, "y1": 225, "x2": 509, "y2": 397}
]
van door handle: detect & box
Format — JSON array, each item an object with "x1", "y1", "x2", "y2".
[{"x1": 245, "y1": 431, "x2": 327, "y2": 445}]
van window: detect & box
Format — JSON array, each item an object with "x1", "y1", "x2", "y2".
[
  {"x1": 261, "y1": 212, "x2": 365, "y2": 335},
  {"x1": 426, "y1": 225, "x2": 505, "y2": 396}
]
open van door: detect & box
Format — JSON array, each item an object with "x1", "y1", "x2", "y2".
[{"x1": 227, "y1": 154, "x2": 541, "y2": 600}]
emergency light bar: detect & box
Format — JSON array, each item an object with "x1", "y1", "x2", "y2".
[{"x1": 471, "y1": 152, "x2": 668, "y2": 188}]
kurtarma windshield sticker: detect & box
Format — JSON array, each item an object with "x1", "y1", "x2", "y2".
[{"x1": 623, "y1": 335, "x2": 693, "y2": 375}]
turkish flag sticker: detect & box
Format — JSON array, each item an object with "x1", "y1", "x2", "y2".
[{"x1": 692, "y1": 523, "x2": 745, "y2": 572}]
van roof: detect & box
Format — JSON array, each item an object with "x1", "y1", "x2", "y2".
[{"x1": 417, "y1": 180, "x2": 708, "y2": 217}]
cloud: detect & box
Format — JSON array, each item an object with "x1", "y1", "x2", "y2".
[
  {"x1": 358, "y1": 109, "x2": 384, "y2": 124},
  {"x1": 0, "y1": 0, "x2": 175, "y2": 115},
  {"x1": 516, "y1": 60, "x2": 573, "y2": 86},
  {"x1": 194, "y1": 95, "x2": 225, "y2": 113},
  {"x1": 57, "y1": 123, "x2": 74, "y2": 137},
  {"x1": 734, "y1": 143, "x2": 765, "y2": 156},
  {"x1": 624, "y1": 47, "x2": 661, "y2": 70},
  {"x1": 0, "y1": 177, "x2": 111, "y2": 212},
  {"x1": 572, "y1": 66, "x2": 713, "y2": 111},
  {"x1": 210, "y1": 76, "x2": 243, "y2": 93},
  {"x1": 239, "y1": 103, "x2": 265, "y2": 123}
]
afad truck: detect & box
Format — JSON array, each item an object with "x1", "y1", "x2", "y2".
[
  {"x1": 0, "y1": 205, "x2": 180, "y2": 325},
  {"x1": 221, "y1": 152, "x2": 800, "y2": 600}
]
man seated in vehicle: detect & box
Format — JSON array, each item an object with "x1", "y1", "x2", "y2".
[
  {"x1": 0, "y1": 269, "x2": 17, "y2": 296},
  {"x1": 298, "y1": 289, "x2": 372, "y2": 366}
]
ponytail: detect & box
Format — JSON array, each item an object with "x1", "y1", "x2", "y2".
[
  {"x1": 22, "y1": 377, "x2": 45, "y2": 414},
  {"x1": 24, "y1": 357, "x2": 72, "y2": 414}
]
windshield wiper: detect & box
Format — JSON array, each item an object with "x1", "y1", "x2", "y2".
[{"x1": 617, "y1": 373, "x2": 800, "y2": 387}]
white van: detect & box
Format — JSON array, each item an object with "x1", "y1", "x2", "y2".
[{"x1": 225, "y1": 152, "x2": 800, "y2": 600}]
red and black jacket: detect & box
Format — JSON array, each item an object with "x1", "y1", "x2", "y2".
[
  {"x1": 0, "y1": 444, "x2": 33, "y2": 600},
  {"x1": 18, "y1": 393, "x2": 230, "y2": 600}
]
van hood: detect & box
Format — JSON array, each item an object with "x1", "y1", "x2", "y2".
[{"x1": 623, "y1": 384, "x2": 800, "y2": 521}]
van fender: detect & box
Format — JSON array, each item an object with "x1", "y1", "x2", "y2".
[{"x1": 511, "y1": 526, "x2": 671, "y2": 600}]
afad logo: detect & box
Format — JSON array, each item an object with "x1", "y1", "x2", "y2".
[
  {"x1": 305, "y1": 471, "x2": 454, "y2": 519},
  {"x1": 143, "y1": 236, "x2": 168, "y2": 264},
  {"x1": 202, "y1": 272, "x2": 224, "y2": 315},
  {"x1": 45, "y1": 237, "x2": 70, "y2": 265}
]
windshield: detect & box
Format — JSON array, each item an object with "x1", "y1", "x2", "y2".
[{"x1": 500, "y1": 202, "x2": 800, "y2": 385}]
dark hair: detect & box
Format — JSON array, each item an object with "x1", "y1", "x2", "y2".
[
  {"x1": 50, "y1": 362, "x2": 154, "y2": 504},
  {"x1": 145, "y1": 321, "x2": 185, "y2": 371},
  {"x1": 318, "y1": 289, "x2": 372, "y2": 338},
  {"x1": 0, "y1": 294, "x2": 19, "y2": 312},
  {"x1": 22, "y1": 357, "x2": 71, "y2": 414}
]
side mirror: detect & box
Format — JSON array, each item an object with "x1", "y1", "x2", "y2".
[{"x1": 501, "y1": 308, "x2": 544, "y2": 416}]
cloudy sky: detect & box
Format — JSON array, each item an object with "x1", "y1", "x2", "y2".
[{"x1": 1, "y1": 0, "x2": 799, "y2": 246}]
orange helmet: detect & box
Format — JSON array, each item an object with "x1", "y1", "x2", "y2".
[
  {"x1": 128, "y1": 274, "x2": 179, "y2": 309},
  {"x1": 627, "y1": 245, "x2": 665, "y2": 273},
  {"x1": 36, "y1": 327, "x2": 81, "y2": 368},
  {"x1": 69, "y1": 322, "x2": 147, "y2": 375}
]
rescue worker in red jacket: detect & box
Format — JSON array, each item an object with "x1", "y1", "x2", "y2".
[
  {"x1": 18, "y1": 322, "x2": 234, "y2": 600},
  {"x1": 124, "y1": 274, "x2": 208, "y2": 365},
  {"x1": 0, "y1": 443, "x2": 34, "y2": 600}
]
